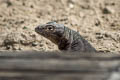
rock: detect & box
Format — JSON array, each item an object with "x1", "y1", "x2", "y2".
[
  {"x1": 69, "y1": 3, "x2": 74, "y2": 9},
  {"x1": 32, "y1": 42, "x2": 38, "y2": 46},
  {"x1": 102, "y1": 6, "x2": 115, "y2": 14}
]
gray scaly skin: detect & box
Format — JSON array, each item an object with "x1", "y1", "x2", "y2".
[{"x1": 35, "y1": 22, "x2": 97, "y2": 52}]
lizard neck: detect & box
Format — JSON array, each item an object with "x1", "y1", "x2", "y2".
[
  {"x1": 58, "y1": 37, "x2": 70, "y2": 50},
  {"x1": 63, "y1": 27, "x2": 73, "y2": 44},
  {"x1": 57, "y1": 27, "x2": 72, "y2": 50}
]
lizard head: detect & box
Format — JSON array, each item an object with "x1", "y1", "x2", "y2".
[{"x1": 35, "y1": 21, "x2": 65, "y2": 44}]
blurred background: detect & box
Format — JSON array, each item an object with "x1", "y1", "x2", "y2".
[{"x1": 0, "y1": 0, "x2": 120, "y2": 52}]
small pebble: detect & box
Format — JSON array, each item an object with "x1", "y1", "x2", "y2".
[
  {"x1": 32, "y1": 42, "x2": 38, "y2": 46},
  {"x1": 102, "y1": 6, "x2": 115, "y2": 14},
  {"x1": 69, "y1": 3, "x2": 74, "y2": 8}
]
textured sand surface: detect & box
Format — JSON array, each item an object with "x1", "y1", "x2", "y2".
[{"x1": 0, "y1": 0, "x2": 120, "y2": 52}]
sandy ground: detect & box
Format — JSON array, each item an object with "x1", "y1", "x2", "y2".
[{"x1": 0, "y1": 0, "x2": 120, "y2": 52}]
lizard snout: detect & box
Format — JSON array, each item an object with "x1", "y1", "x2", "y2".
[
  {"x1": 35, "y1": 26, "x2": 41, "y2": 33},
  {"x1": 35, "y1": 26, "x2": 39, "y2": 31}
]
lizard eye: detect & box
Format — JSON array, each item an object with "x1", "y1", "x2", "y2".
[{"x1": 46, "y1": 26, "x2": 54, "y2": 31}]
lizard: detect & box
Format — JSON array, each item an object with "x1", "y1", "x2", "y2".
[{"x1": 35, "y1": 21, "x2": 97, "y2": 52}]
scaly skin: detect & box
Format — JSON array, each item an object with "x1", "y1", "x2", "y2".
[{"x1": 35, "y1": 22, "x2": 97, "y2": 52}]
